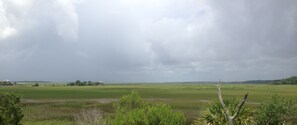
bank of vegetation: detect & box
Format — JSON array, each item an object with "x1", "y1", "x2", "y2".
[
  {"x1": 0, "y1": 81, "x2": 16, "y2": 86},
  {"x1": 67, "y1": 80, "x2": 104, "y2": 86},
  {"x1": 1, "y1": 83, "x2": 296, "y2": 125},
  {"x1": 272, "y1": 76, "x2": 297, "y2": 85}
]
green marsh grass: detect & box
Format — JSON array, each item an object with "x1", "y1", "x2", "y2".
[{"x1": 1, "y1": 83, "x2": 296, "y2": 124}]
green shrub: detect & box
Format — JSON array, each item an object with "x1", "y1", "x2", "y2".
[
  {"x1": 194, "y1": 99, "x2": 254, "y2": 125},
  {"x1": 114, "y1": 91, "x2": 146, "y2": 113},
  {"x1": 0, "y1": 92, "x2": 24, "y2": 125},
  {"x1": 255, "y1": 95, "x2": 296, "y2": 125},
  {"x1": 32, "y1": 82, "x2": 39, "y2": 87},
  {"x1": 110, "y1": 108, "x2": 147, "y2": 125},
  {"x1": 108, "y1": 91, "x2": 185, "y2": 125},
  {"x1": 146, "y1": 103, "x2": 185, "y2": 125}
]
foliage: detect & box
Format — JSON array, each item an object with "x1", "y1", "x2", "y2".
[
  {"x1": 146, "y1": 103, "x2": 185, "y2": 125},
  {"x1": 255, "y1": 95, "x2": 296, "y2": 125},
  {"x1": 273, "y1": 76, "x2": 297, "y2": 85},
  {"x1": 108, "y1": 91, "x2": 186, "y2": 125},
  {"x1": 1, "y1": 84, "x2": 297, "y2": 124},
  {"x1": 193, "y1": 99, "x2": 254, "y2": 125},
  {"x1": 109, "y1": 108, "x2": 147, "y2": 125},
  {"x1": 0, "y1": 81, "x2": 15, "y2": 86},
  {"x1": 32, "y1": 82, "x2": 39, "y2": 87},
  {"x1": 0, "y1": 92, "x2": 24, "y2": 125},
  {"x1": 74, "y1": 109, "x2": 105, "y2": 125},
  {"x1": 281, "y1": 76, "x2": 297, "y2": 84},
  {"x1": 67, "y1": 80, "x2": 104, "y2": 86},
  {"x1": 110, "y1": 104, "x2": 185, "y2": 125},
  {"x1": 114, "y1": 91, "x2": 146, "y2": 112}
]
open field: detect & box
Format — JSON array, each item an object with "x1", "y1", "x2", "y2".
[{"x1": 1, "y1": 83, "x2": 297, "y2": 125}]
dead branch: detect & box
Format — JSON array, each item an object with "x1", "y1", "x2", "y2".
[
  {"x1": 217, "y1": 82, "x2": 229, "y2": 120},
  {"x1": 231, "y1": 93, "x2": 248, "y2": 119},
  {"x1": 216, "y1": 82, "x2": 248, "y2": 125}
]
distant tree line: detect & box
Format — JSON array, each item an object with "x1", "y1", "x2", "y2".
[
  {"x1": 67, "y1": 80, "x2": 104, "y2": 86},
  {"x1": 0, "y1": 81, "x2": 16, "y2": 86},
  {"x1": 273, "y1": 76, "x2": 297, "y2": 85},
  {"x1": 14, "y1": 81, "x2": 51, "y2": 83}
]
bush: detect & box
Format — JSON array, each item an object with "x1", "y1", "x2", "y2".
[
  {"x1": 114, "y1": 91, "x2": 146, "y2": 112},
  {"x1": 255, "y1": 95, "x2": 296, "y2": 125},
  {"x1": 193, "y1": 99, "x2": 254, "y2": 125},
  {"x1": 0, "y1": 93, "x2": 24, "y2": 125},
  {"x1": 108, "y1": 91, "x2": 186, "y2": 125},
  {"x1": 0, "y1": 81, "x2": 14, "y2": 86},
  {"x1": 110, "y1": 108, "x2": 147, "y2": 125},
  {"x1": 146, "y1": 103, "x2": 185, "y2": 125},
  {"x1": 32, "y1": 82, "x2": 39, "y2": 87}
]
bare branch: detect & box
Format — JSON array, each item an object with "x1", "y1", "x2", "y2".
[
  {"x1": 217, "y1": 82, "x2": 229, "y2": 119},
  {"x1": 232, "y1": 93, "x2": 248, "y2": 119},
  {"x1": 216, "y1": 82, "x2": 248, "y2": 125}
]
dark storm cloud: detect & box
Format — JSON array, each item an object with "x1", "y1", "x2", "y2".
[{"x1": 0, "y1": 0, "x2": 296, "y2": 82}]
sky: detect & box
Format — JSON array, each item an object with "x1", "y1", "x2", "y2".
[{"x1": 0, "y1": 0, "x2": 297, "y2": 82}]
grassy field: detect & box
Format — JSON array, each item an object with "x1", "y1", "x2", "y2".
[{"x1": 0, "y1": 83, "x2": 297, "y2": 125}]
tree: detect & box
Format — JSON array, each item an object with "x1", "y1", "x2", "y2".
[
  {"x1": 83, "y1": 81, "x2": 87, "y2": 86},
  {"x1": 273, "y1": 76, "x2": 297, "y2": 85},
  {"x1": 33, "y1": 82, "x2": 39, "y2": 87},
  {"x1": 0, "y1": 93, "x2": 24, "y2": 125},
  {"x1": 67, "y1": 82, "x2": 75, "y2": 86},
  {"x1": 281, "y1": 76, "x2": 297, "y2": 85},
  {"x1": 255, "y1": 95, "x2": 296, "y2": 125},
  {"x1": 75, "y1": 80, "x2": 81, "y2": 86},
  {"x1": 0, "y1": 81, "x2": 13, "y2": 86},
  {"x1": 87, "y1": 81, "x2": 92, "y2": 86}
]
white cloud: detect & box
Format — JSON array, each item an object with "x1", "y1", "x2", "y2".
[
  {"x1": 0, "y1": 27, "x2": 16, "y2": 39},
  {"x1": 0, "y1": 0, "x2": 33, "y2": 40},
  {"x1": 52, "y1": 0, "x2": 80, "y2": 41},
  {"x1": 0, "y1": 0, "x2": 80, "y2": 41}
]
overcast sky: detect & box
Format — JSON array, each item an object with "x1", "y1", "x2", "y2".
[{"x1": 0, "y1": 0, "x2": 297, "y2": 82}]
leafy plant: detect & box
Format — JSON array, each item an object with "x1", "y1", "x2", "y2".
[
  {"x1": 193, "y1": 99, "x2": 254, "y2": 125},
  {"x1": 0, "y1": 92, "x2": 24, "y2": 125},
  {"x1": 255, "y1": 95, "x2": 296, "y2": 125},
  {"x1": 109, "y1": 108, "x2": 148, "y2": 125},
  {"x1": 32, "y1": 82, "x2": 39, "y2": 87},
  {"x1": 113, "y1": 91, "x2": 146, "y2": 113},
  {"x1": 193, "y1": 83, "x2": 254, "y2": 125},
  {"x1": 146, "y1": 103, "x2": 185, "y2": 125},
  {"x1": 108, "y1": 91, "x2": 185, "y2": 125}
]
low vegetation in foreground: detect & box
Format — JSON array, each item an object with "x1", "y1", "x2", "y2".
[
  {"x1": 0, "y1": 83, "x2": 297, "y2": 125},
  {"x1": 107, "y1": 91, "x2": 185, "y2": 125},
  {"x1": 0, "y1": 93, "x2": 23, "y2": 125}
]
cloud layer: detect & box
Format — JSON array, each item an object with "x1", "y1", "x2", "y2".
[{"x1": 1, "y1": 0, "x2": 297, "y2": 82}]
